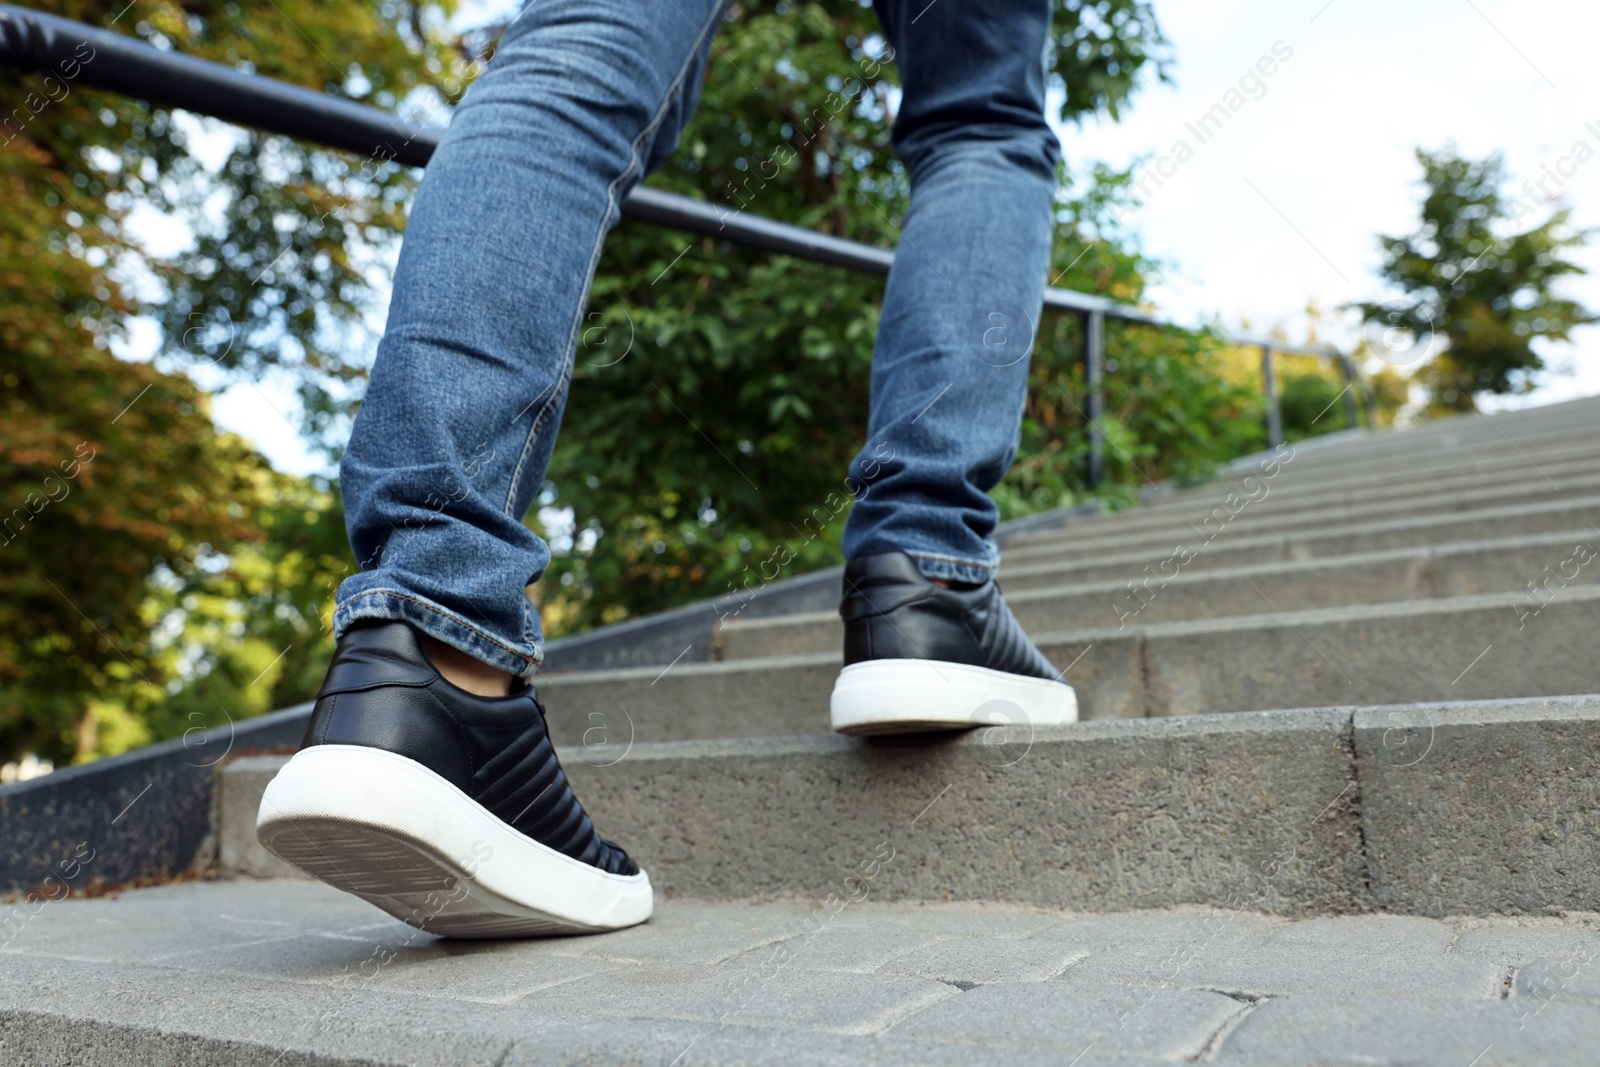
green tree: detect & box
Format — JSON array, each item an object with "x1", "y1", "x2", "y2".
[
  {"x1": 0, "y1": 118, "x2": 275, "y2": 764},
  {"x1": 1277, "y1": 372, "x2": 1342, "y2": 441},
  {"x1": 1, "y1": 0, "x2": 473, "y2": 764},
  {"x1": 113, "y1": 476, "x2": 353, "y2": 756},
  {"x1": 1353, "y1": 148, "x2": 1594, "y2": 413}
]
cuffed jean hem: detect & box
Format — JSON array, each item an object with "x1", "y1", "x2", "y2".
[
  {"x1": 905, "y1": 548, "x2": 1000, "y2": 586},
  {"x1": 332, "y1": 588, "x2": 542, "y2": 680}
]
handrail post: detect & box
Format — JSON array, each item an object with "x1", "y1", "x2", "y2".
[
  {"x1": 1084, "y1": 309, "x2": 1105, "y2": 489},
  {"x1": 1261, "y1": 344, "x2": 1282, "y2": 449},
  {"x1": 1338, "y1": 353, "x2": 1361, "y2": 429}
]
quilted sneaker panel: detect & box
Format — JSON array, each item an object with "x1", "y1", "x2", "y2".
[
  {"x1": 840, "y1": 550, "x2": 1059, "y2": 679},
  {"x1": 299, "y1": 621, "x2": 637, "y2": 877}
]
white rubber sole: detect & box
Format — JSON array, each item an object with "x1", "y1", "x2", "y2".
[
  {"x1": 829, "y1": 659, "x2": 1078, "y2": 736},
  {"x1": 255, "y1": 745, "x2": 652, "y2": 938}
]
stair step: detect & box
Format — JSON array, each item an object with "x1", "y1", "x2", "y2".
[
  {"x1": 1221, "y1": 401, "x2": 1596, "y2": 470},
  {"x1": 1004, "y1": 409, "x2": 1600, "y2": 547},
  {"x1": 997, "y1": 495, "x2": 1600, "y2": 589},
  {"x1": 219, "y1": 695, "x2": 1600, "y2": 917},
  {"x1": 1009, "y1": 445, "x2": 1600, "y2": 546},
  {"x1": 1004, "y1": 470, "x2": 1600, "y2": 565},
  {"x1": 530, "y1": 584, "x2": 1600, "y2": 741},
  {"x1": 717, "y1": 528, "x2": 1600, "y2": 658}
]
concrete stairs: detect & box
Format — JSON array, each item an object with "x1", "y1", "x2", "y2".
[
  {"x1": 9, "y1": 396, "x2": 1600, "y2": 1066},
  {"x1": 217, "y1": 396, "x2": 1600, "y2": 917}
]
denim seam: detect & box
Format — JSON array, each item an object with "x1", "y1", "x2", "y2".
[
  {"x1": 498, "y1": 4, "x2": 725, "y2": 659},
  {"x1": 338, "y1": 588, "x2": 537, "y2": 668},
  {"x1": 501, "y1": 0, "x2": 727, "y2": 522}
]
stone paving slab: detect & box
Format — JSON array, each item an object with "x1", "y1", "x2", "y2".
[
  {"x1": 1515, "y1": 956, "x2": 1600, "y2": 1003},
  {"x1": 0, "y1": 953, "x2": 520, "y2": 1067},
  {"x1": 532, "y1": 963, "x2": 955, "y2": 1034},
  {"x1": 887, "y1": 982, "x2": 1244, "y2": 1059},
  {"x1": 1057, "y1": 939, "x2": 1502, "y2": 998},
  {"x1": 5, "y1": 880, "x2": 1600, "y2": 1064},
  {"x1": 1034, "y1": 908, "x2": 1284, "y2": 949},
  {"x1": 1215, "y1": 994, "x2": 1600, "y2": 1067},
  {"x1": 1448, "y1": 918, "x2": 1600, "y2": 968},
  {"x1": 876, "y1": 936, "x2": 1088, "y2": 984}
]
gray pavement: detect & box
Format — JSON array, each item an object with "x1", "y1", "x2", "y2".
[{"x1": 3, "y1": 879, "x2": 1599, "y2": 1065}]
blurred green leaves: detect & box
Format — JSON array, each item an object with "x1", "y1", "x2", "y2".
[{"x1": 1, "y1": 0, "x2": 471, "y2": 764}]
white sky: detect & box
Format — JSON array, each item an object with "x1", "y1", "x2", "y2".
[
  {"x1": 1057, "y1": 0, "x2": 1600, "y2": 410},
  {"x1": 151, "y1": 0, "x2": 1599, "y2": 473}
]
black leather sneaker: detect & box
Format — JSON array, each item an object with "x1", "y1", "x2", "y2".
[
  {"x1": 829, "y1": 550, "x2": 1078, "y2": 735},
  {"x1": 255, "y1": 621, "x2": 651, "y2": 938}
]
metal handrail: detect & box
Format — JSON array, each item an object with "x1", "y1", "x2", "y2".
[{"x1": 0, "y1": 4, "x2": 1365, "y2": 481}]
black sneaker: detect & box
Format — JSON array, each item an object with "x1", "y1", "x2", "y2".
[
  {"x1": 256, "y1": 621, "x2": 650, "y2": 938},
  {"x1": 829, "y1": 550, "x2": 1078, "y2": 735}
]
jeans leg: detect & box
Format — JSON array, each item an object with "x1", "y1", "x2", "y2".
[
  {"x1": 334, "y1": 0, "x2": 724, "y2": 678},
  {"x1": 841, "y1": 0, "x2": 1061, "y2": 584}
]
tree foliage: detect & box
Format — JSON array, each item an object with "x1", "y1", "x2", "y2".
[
  {"x1": 2, "y1": 46, "x2": 249, "y2": 762},
  {"x1": 1, "y1": 0, "x2": 470, "y2": 764},
  {"x1": 1353, "y1": 148, "x2": 1594, "y2": 413}
]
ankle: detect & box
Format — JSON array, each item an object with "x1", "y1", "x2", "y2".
[{"x1": 420, "y1": 634, "x2": 515, "y2": 698}]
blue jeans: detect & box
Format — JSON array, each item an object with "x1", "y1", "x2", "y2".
[{"x1": 334, "y1": 0, "x2": 1061, "y2": 678}]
